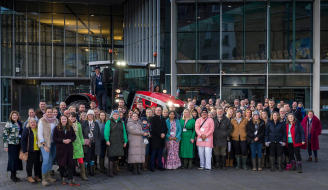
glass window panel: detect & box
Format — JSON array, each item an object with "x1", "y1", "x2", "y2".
[
  {"x1": 53, "y1": 2, "x2": 64, "y2": 77},
  {"x1": 222, "y1": 63, "x2": 266, "y2": 74},
  {"x1": 198, "y1": 31, "x2": 220, "y2": 60},
  {"x1": 77, "y1": 4, "x2": 89, "y2": 77},
  {"x1": 65, "y1": 3, "x2": 77, "y2": 77},
  {"x1": 245, "y1": 32, "x2": 266, "y2": 60},
  {"x1": 20, "y1": 84, "x2": 40, "y2": 121},
  {"x1": 40, "y1": 2, "x2": 52, "y2": 77},
  {"x1": 269, "y1": 88, "x2": 311, "y2": 109},
  {"x1": 177, "y1": 63, "x2": 220, "y2": 74},
  {"x1": 222, "y1": 76, "x2": 266, "y2": 86},
  {"x1": 178, "y1": 3, "x2": 196, "y2": 32},
  {"x1": 269, "y1": 63, "x2": 312, "y2": 73},
  {"x1": 321, "y1": 2, "x2": 328, "y2": 31},
  {"x1": 14, "y1": 1, "x2": 26, "y2": 77},
  {"x1": 178, "y1": 33, "x2": 196, "y2": 60},
  {"x1": 222, "y1": 31, "x2": 243, "y2": 60},
  {"x1": 178, "y1": 75, "x2": 220, "y2": 87},
  {"x1": 268, "y1": 75, "x2": 312, "y2": 86},
  {"x1": 321, "y1": 75, "x2": 328, "y2": 86},
  {"x1": 114, "y1": 15, "x2": 124, "y2": 58},
  {"x1": 101, "y1": 5, "x2": 111, "y2": 51},
  {"x1": 222, "y1": 86, "x2": 265, "y2": 103},
  {"x1": 292, "y1": 31, "x2": 312, "y2": 59},
  {"x1": 27, "y1": 1, "x2": 40, "y2": 77},
  {"x1": 222, "y1": 2, "x2": 244, "y2": 32},
  {"x1": 321, "y1": 63, "x2": 328, "y2": 73},
  {"x1": 245, "y1": 2, "x2": 266, "y2": 32},
  {"x1": 295, "y1": 1, "x2": 313, "y2": 31},
  {"x1": 1, "y1": 0, "x2": 13, "y2": 76},
  {"x1": 89, "y1": 5, "x2": 101, "y2": 62},
  {"x1": 270, "y1": 2, "x2": 293, "y2": 31},
  {"x1": 1, "y1": 78, "x2": 11, "y2": 122},
  {"x1": 197, "y1": 3, "x2": 220, "y2": 32},
  {"x1": 320, "y1": 31, "x2": 328, "y2": 59},
  {"x1": 179, "y1": 86, "x2": 220, "y2": 101},
  {"x1": 270, "y1": 31, "x2": 292, "y2": 60}
]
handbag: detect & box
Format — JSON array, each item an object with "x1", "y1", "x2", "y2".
[{"x1": 19, "y1": 129, "x2": 30, "y2": 161}]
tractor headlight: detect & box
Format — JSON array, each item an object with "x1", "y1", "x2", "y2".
[{"x1": 115, "y1": 89, "x2": 121, "y2": 94}]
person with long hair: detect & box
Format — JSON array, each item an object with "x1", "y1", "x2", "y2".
[
  {"x1": 53, "y1": 115, "x2": 80, "y2": 186},
  {"x1": 104, "y1": 110, "x2": 128, "y2": 178},
  {"x1": 96, "y1": 111, "x2": 108, "y2": 174},
  {"x1": 133, "y1": 107, "x2": 140, "y2": 117},
  {"x1": 38, "y1": 107, "x2": 58, "y2": 186},
  {"x1": 69, "y1": 112, "x2": 87, "y2": 180},
  {"x1": 80, "y1": 110, "x2": 102, "y2": 176},
  {"x1": 260, "y1": 110, "x2": 270, "y2": 168},
  {"x1": 94, "y1": 108, "x2": 100, "y2": 120},
  {"x1": 179, "y1": 109, "x2": 196, "y2": 169},
  {"x1": 286, "y1": 113, "x2": 305, "y2": 173},
  {"x1": 245, "y1": 109, "x2": 252, "y2": 121},
  {"x1": 3, "y1": 111, "x2": 23, "y2": 182},
  {"x1": 265, "y1": 111, "x2": 286, "y2": 172},
  {"x1": 21, "y1": 118, "x2": 42, "y2": 183},
  {"x1": 80, "y1": 112, "x2": 87, "y2": 121}
]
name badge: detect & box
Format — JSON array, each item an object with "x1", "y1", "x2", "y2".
[
  {"x1": 36, "y1": 141, "x2": 38, "y2": 145},
  {"x1": 170, "y1": 132, "x2": 174, "y2": 135},
  {"x1": 183, "y1": 128, "x2": 187, "y2": 132},
  {"x1": 19, "y1": 135, "x2": 21, "y2": 138},
  {"x1": 201, "y1": 128, "x2": 205, "y2": 132},
  {"x1": 288, "y1": 134, "x2": 292, "y2": 137},
  {"x1": 205, "y1": 138, "x2": 209, "y2": 142},
  {"x1": 198, "y1": 138, "x2": 203, "y2": 141},
  {"x1": 88, "y1": 133, "x2": 93, "y2": 138},
  {"x1": 254, "y1": 131, "x2": 257, "y2": 135},
  {"x1": 98, "y1": 81, "x2": 102, "y2": 85}
]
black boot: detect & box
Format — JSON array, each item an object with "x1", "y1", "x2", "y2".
[
  {"x1": 108, "y1": 161, "x2": 114, "y2": 178},
  {"x1": 220, "y1": 156, "x2": 226, "y2": 170},
  {"x1": 215, "y1": 155, "x2": 220, "y2": 168},
  {"x1": 137, "y1": 164, "x2": 141, "y2": 175},
  {"x1": 88, "y1": 165, "x2": 94, "y2": 176},
  {"x1": 297, "y1": 161, "x2": 302, "y2": 173},
  {"x1": 132, "y1": 164, "x2": 137, "y2": 175},
  {"x1": 11, "y1": 171, "x2": 21, "y2": 182},
  {"x1": 269, "y1": 156, "x2": 274, "y2": 172},
  {"x1": 290, "y1": 160, "x2": 296, "y2": 171},
  {"x1": 277, "y1": 156, "x2": 282, "y2": 172}
]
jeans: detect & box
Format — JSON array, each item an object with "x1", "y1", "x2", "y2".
[
  {"x1": 198, "y1": 146, "x2": 212, "y2": 169},
  {"x1": 307, "y1": 142, "x2": 318, "y2": 157},
  {"x1": 231, "y1": 140, "x2": 247, "y2": 156},
  {"x1": 249, "y1": 142, "x2": 263, "y2": 158},
  {"x1": 150, "y1": 148, "x2": 163, "y2": 169},
  {"x1": 96, "y1": 91, "x2": 107, "y2": 111},
  {"x1": 40, "y1": 142, "x2": 56, "y2": 174},
  {"x1": 269, "y1": 142, "x2": 283, "y2": 157},
  {"x1": 288, "y1": 143, "x2": 301, "y2": 161},
  {"x1": 100, "y1": 140, "x2": 106, "y2": 158}
]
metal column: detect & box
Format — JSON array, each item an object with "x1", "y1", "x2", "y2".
[
  {"x1": 313, "y1": 0, "x2": 321, "y2": 118},
  {"x1": 157, "y1": 0, "x2": 160, "y2": 75},
  {"x1": 171, "y1": 0, "x2": 177, "y2": 96}
]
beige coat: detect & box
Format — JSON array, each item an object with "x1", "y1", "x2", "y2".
[{"x1": 126, "y1": 118, "x2": 145, "y2": 164}]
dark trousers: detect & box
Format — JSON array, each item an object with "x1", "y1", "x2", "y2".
[
  {"x1": 108, "y1": 156, "x2": 119, "y2": 162},
  {"x1": 307, "y1": 142, "x2": 318, "y2": 157},
  {"x1": 288, "y1": 144, "x2": 301, "y2": 161},
  {"x1": 150, "y1": 148, "x2": 163, "y2": 169},
  {"x1": 100, "y1": 140, "x2": 106, "y2": 158},
  {"x1": 96, "y1": 91, "x2": 107, "y2": 111},
  {"x1": 231, "y1": 140, "x2": 247, "y2": 156},
  {"x1": 59, "y1": 165, "x2": 74, "y2": 180},
  {"x1": 269, "y1": 142, "x2": 283, "y2": 157},
  {"x1": 84, "y1": 143, "x2": 96, "y2": 163},
  {"x1": 26, "y1": 151, "x2": 41, "y2": 177}
]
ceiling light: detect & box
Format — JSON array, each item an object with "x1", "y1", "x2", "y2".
[
  {"x1": 91, "y1": 15, "x2": 94, "y2": 16},
  {"x1": 67, "y1": 23, "x2": 69, "y2": 24},
  {"x1": 228, "y1": 5, "x2": 231, "y2": 7}
]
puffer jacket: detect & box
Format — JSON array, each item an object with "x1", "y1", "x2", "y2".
[
  {"x1": 126, "y1": 118, "x2": 146, "y2": 164},
  {"x1": 265, "y1": 120, "x2": 286, "y2": 143}
]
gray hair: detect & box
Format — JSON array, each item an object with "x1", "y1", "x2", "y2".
[{"x1": 279, "y1": 108, "x2": 286, "y2": 112}]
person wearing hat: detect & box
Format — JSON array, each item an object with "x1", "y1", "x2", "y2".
[
  {"x1": 246, "y1": 110, "x2": 265, "y2": 171},
  {"x1": 90, "y1": 65, "x2": 111, "y2": 111},
  {"x1": 104, "y1": 110, "x2": 128, "y2": 178},
  {"x1": 230, "y1": 109, "x2": 248, "y2": 170},
  {"x1": 80, "y1": 110, "x2": 102, "y2": 176},
  {"x1": 195, "y1": 107, "x2": 215, "y2": 172}
]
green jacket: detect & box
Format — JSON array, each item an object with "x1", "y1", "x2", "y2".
[
  {"x1": 72, "y1": 122, "x2": 84, "y2": 159},
  {"x1": 104, "y1": 117, "x2": 128, "y2": 143}
]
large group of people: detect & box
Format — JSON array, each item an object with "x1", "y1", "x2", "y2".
[{"x1": 2, "y1": 96, "x2": 323, "y2": 185}]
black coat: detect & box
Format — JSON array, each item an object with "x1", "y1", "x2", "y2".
[
  {"x1": 53, "y1": 126, "x2": 76, "y2": 167},
  {"x1": 90, "y1": 73, "x2": 109, "y2": 95},
  {"x1": 80, "y1": 120, "x2": 102, "y2": 155},
  {"x1": 291, "y1": 108, "x2": 303, "y2": 123},
  {"x1": 21, "y1": 127, "x2": 36, "y2": 153},
  {"x1": 213, "y1": 115, "x2": 232, "y2": 147},
  {"x1": 290, "y1": 121, "x2": 305, "y2": 145},
  {"x1": 265, "y1": 107, "x2": 280, "y2": 119},
  {"x1": 265, "y1": 120, "x2": 286, "y2": 143},
  {"x1": 246, "y1": 119, "x2": 266, "y2": 144},
  {"x1": 150, "y1": 115, "x2": 168, "y2": 149}
]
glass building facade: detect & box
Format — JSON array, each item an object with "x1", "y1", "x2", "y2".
[{"x1": 1, "y1": 0, "x2": 124, "y2": 121}]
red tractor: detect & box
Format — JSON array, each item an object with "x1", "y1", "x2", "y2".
[{"x1": 65, "y1": 61, "x2": 185, "y2": 112}]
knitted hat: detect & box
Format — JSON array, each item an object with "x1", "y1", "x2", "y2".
[
  {"x1": 87, "y1": 110, "x2": 94, "y2": 116},
  {"x1": 201, "y1": 107, "x2": 208, "y2": 113},
  {"x1": 141, "y1": 117, "x2": 148, "y2": 122},
  {"x1": 236, "y1": 109, "x2": 243, "y2": 115},
  {"x1": 253, "y1": 110, "x2": 260, "y2": 116}
]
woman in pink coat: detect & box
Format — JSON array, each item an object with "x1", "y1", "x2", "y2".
[
  {"x1": 300, "y1": 110, "x2": 322, "y2": 162},
  {"x1": 195, "y1": 108, "x2": 214, "y2": 172}
]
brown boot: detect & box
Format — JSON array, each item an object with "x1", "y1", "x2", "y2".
[
  {"x1": 92, "y1": 165, "x2": 98, "y2": 175},
  {"x1": 229, "y1": 159, "x2": 234, "y2": 167},
  {"x1": 99, "y1": 158, "x2": 106, "y2": 173},
  {"x1": 142, "y1": 162, "x2": 147, "y2": 171},
  {"x1": 315, "y1": 157, "x2": 318, "y2": 162},
  {"x1": 115, "y1": 161, "x2": 121, "y2": 172},
  {"x1": 35, "y1": 176, "x2": 41, "y2": 182},
  {"x1": 46, "y1": 171, "x2": 56, "y2": 182},
  {"x1": 80, "y1": 163, "x2": 88, "y2": 181},
  {"x1": 307, "y1": 156, "x2": 313, "y2": 162},
  {"x1": 27, "y1": 176, "x2": 35, "y2": 183}
]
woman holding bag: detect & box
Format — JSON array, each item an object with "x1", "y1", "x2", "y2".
[{"x1": 21, "y1": 118, "x2": 42, "y2": 183}]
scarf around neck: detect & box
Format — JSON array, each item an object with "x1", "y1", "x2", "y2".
[{"x1": 43, "y1": 114, "x2": 57, "y2": 123}]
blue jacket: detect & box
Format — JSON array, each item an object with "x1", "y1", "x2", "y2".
[
  {"x1": 298, "y1": 106, "x2": 306, "y2": 119},
  {"x1": 165, "y1": 119, "x2": 182, "y2": 142},
  {"x1": 21, "y1": 127, "x2": 36, "y2": 153},
  {"x1": 265, "y1": 120, "x2": 286, "y2": 143}
]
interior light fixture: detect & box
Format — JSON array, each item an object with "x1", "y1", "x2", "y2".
[{"x1": 91, "y1": 15, "x2": 94, "y2": 16}]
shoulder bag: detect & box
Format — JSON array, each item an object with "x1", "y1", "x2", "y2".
[{"x1": 19, "y1": 129, "x2": 30, "y2": 161}]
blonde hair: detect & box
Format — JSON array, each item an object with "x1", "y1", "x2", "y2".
[
  {"x1": 27, "y1": 118, "x2": 38, "y2": 129},
  {"x1": 182, "y1": 109, "x2": 193, "y2": 120},
  {"x1": 68, "y1": 106, "x2": 76, "y2": 112},
  {"x1": 226, "y1": 107, "x2": 235, "y2": 119}
]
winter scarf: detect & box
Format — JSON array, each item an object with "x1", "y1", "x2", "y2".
[{"x1": 43, "y1": 114, "x2": 57, "y2": 123}]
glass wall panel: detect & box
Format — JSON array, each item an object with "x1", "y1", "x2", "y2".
[
  {"x1": 89, "y1": 5, "x2": 101, "y2": 62},
  {"x1": 222, "y1": 87, "x2": 265, "y2": 104},
  {"x1": 77, "y1": 4, "x2": 89, "y2": 77},
  {"x1": 65, "y1": 3, "x2": 77, "y2": 77},
  {"x1": 40, "y1": 2, "x2": 52, "y2": 77},
  {"x1": 269, "y1": 63, "x2": 312, "y2": 73},
  {"x1": 177, "y1": 63, "x2": 220, "y2": 74},
  {"x1": 268, "y1": 75, "x2": 312, "y2": 87},
  {"x1": 102, "y1": 5, "x2": 111, "y2": 61},
  {"x1": 27, "y1": 1, "x2": 39, "y2": 77},
  {"x1": 197, "y1": 3, "x2": 220, "y2": 60},
  {"x1": 321, "y1": 2, "x2": 328, "y2": 59},
  {"x1": 320, "y1": 91, "x2": 328, "y2": 129},
  {"x1": 178, "y1": 33, "x2": 196, "y2": 60},
  {"x1": 1, "y1": 78, "x2": 11, "y2": 122},
  {"x1": 269, "y1": 88, "x2": 311, "y2": 109},
  {"x1": 20, "y1": 84, "x2": 40, "y2": 121},
  {"x1": 321, "y1": 75, "x2": 328, "y2": 86},
  {"x1": 53, "y1": 2, "x2": 65, "y2": 77},
  {"x1": 1, "y1": 0, "x2": 13, "y2": 76},
  {"x1": 113, "y1": 7, "x2": 124, "y2": 61},
  {"x1": 222, "y1": 63, "x2": 266, "y2": 74},
  {"x1": 222, "y1": 31, "x2": 243, "y2": 60},
  {"x1": 14, "y1": 1, "x2": 27, "y2": 77},
  {"x1": 321, "y1": 63, "x2": 328, "y2": 73}
]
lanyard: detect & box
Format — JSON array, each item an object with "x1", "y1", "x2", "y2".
[{"x1": 184, "y1": 119, "x2": 189, "y2": 129}]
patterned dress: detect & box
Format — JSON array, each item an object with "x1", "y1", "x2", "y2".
[{"x1": 165, "y1": 120, "x2": 181, "y2": 169}]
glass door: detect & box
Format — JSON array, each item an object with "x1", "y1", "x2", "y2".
[{"x1": 320, "y1": 91, "x2": 328, "y2": 129}]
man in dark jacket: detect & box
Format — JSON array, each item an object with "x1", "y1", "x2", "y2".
[
  {"x1": 90, "y1": 65, "x2": 110, "y2": 111},
  {"x1": 35, "y1": 100, "x2": 47, "y2": 119},
  {"x1": 291, "y1": 101, "x2": 303, "y2": 122},
  {"x1": 169, "y1": 104, "x2": 181, "y2": 119},
  {"x1": 213, "y1": 107, "x2": 232, "y2": 170},
  {"x1": 57, "y1": 102, "x2": 67, "y2": 120},
  {"x1": 149, "y1": 107, "x2": 168, "y2": 172},
  {"x1": 265, "y1": 99, "x2": 279, "y2": 119}
]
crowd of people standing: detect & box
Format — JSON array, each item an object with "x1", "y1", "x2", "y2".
[{"x1": 2, "y1": 96, "x2": 323, "y2": 185}]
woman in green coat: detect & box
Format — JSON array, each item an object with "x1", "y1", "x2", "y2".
[
  {"x1": 179, "y1": 109, "x2": 196, "y2": 169},
  {"x1": 69, "y1": 112, "x2": 87, "y2": 181}
]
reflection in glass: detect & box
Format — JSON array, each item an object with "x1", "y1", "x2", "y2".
[
  {"x1": 178, "y1": 3, "x2": 196, "y2": 32},
  {"x1": 1, "y1": 79, "x2": 11, "y2": 122},
  {"x1": 177, "y1": 63, "x2": 220, "y2": 74},
  {"x1": 40, "y1": 2, "x2": 52, "y2": 77},
  {"x1": 89, "y1": 4, "x2": 101, "y2": 62},
  {"x1": 222, "y1": 76, "x2": 266, "y2": 85},
  {"x1": 178, "y1": 75, "x2": 220, "y2": 87},
  {"x1": 1, "y1": 0, "x2": 13, "y2": 76},
  {"x1": 77, "y1": 4, "x2": 89, "y2": 77},
  {"x1": 14, "y1": 1, "x2": 27, "y2": 77},
  {"x1": 65, "y1": 3, "x2": 77, "y2": 77},
  {"x1": 269, "y1": 75, "x2": 312, "y2": 87},
  {"x1": 269, "y1": 63, "x2": 312, "y2": 73},
  {"x1": 222, "y1": 31, "x2": 243, "y2": 60},
  {"x1": 222, "y1": 63, "x2": 266, "y2": 74},
  {"x1": 269, "y1": 88, "x2": 311, "y2": 109},
  {"x1": 53, "y1": 2, "x2": 65, "y2": 77},
  {"x1": 178, "y1": 33, "x2": 196, "y2": 60},
  {"x1": 222, "y1": 87, "x2": 265, "y2": 104},
  {"x1": 27, "y1": 1, "x2": 39, "y2": 77},
  {"x1": 321, "y1": 63, "x2": 328, "y2": 73}
]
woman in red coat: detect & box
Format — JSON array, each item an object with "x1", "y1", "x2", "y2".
[
  {"x1": 300, "y1": 110, "x2": 322, "y2": 162},
  {"x1": 53, "y1": 116, "x2": 80, "y2": 186}
]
